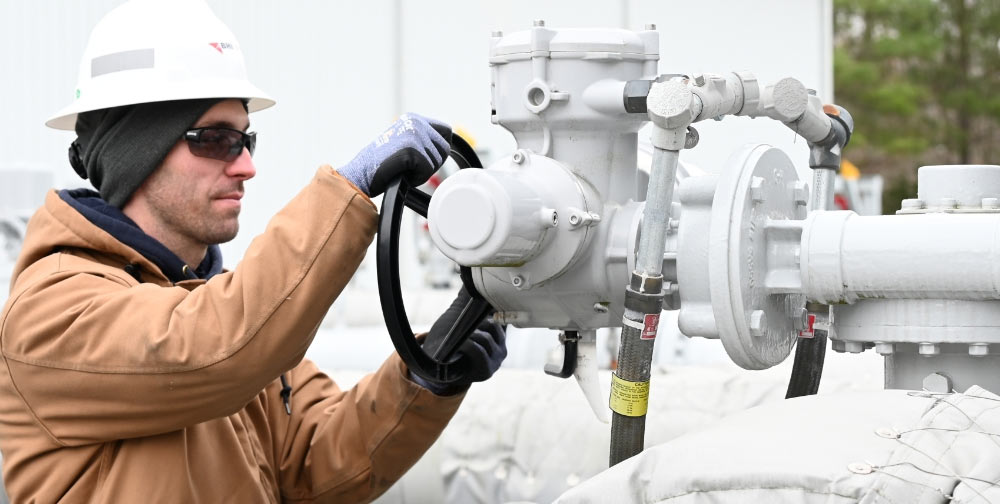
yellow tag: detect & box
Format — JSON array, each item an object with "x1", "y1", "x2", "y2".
[{"x1": 609, "y1": 373, "x2": 649, "y2": 417}]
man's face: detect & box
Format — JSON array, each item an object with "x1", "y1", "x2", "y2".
[{"x1": 129, "y1": 99, "x2": 255, "y2": 248}]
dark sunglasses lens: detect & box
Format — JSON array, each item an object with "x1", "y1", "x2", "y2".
[{"x1": 187, "y1": 129, "x2": 247, "y2": 162}]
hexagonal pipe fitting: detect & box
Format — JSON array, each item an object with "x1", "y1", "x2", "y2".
[{"x1": 646, "y1": 79, "x2": 695, "y2": 131}]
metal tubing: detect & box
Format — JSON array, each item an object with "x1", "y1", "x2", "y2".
[
  {"x1": 810, "y1": 168, "x2": 837, "y2": 213},
  {"x1": 635, "y1": 148, "x2": 679, "y2": 276}
]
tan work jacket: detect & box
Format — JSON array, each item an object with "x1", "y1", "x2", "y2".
[{"x1": 0, "y1": 168, "x2": 463, "y2": 503}]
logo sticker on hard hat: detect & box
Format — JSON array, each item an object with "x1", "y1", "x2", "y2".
[{"x1": 209, "y1": 42, "x2": 234, "y2": 54}]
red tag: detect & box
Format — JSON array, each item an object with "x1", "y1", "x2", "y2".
[
  {"x1": 641, "y1": 313, "x2": 660, "y2": 340},
  {"x1": 799, "y1": 313, "x2": 817, "y2": 339}
]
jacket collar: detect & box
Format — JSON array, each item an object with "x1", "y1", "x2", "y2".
[{"x1": 58, "y1": 188, "x2": 223, "y2": 283}]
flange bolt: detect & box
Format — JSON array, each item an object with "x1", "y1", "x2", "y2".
[
  {"x1": 918, "y1": 343, "x2": 940, "y2": 356},
  {"x1": 749, "y1": 310, "x2": 766, "y2": 337}
]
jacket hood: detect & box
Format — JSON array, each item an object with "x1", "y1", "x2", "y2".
[{"x1": 11, "y1": 189, "x2": 222, "y2": 286}]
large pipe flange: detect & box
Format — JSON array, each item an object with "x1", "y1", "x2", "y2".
[{"x1": 678, "y1": 144, "x2": 807, "y2": 369}]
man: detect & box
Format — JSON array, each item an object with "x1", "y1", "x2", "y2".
[{"x1": 0, "y1": 0, "x2": 506, "y2": 502}]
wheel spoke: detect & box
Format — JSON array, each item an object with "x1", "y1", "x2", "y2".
[
  {"x1": 430, "y1": 296, "x2": 492, "y2": 362},
  {"x1": 403, "y1": 187, "x2": 432, "y2": 217}
]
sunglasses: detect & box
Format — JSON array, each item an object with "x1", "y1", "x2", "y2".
[{"x1": 184, "y1": 127, "x2": 257, "y2": 162}]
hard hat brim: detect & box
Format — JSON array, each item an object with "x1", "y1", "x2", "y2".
[{"x1": 45, "y1": 81, "x2": 276, "y2": 131}]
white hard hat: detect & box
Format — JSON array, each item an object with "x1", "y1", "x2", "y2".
[{"x1": 46, "y1": 0, "x2": 275, "y2": 130}]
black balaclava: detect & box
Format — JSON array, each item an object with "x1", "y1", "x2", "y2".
[{"x1": 73, "y1": 98, "x2": 222, "y2": 208}]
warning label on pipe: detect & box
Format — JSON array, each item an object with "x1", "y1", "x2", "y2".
[
  {"x1": 641, "y1": 313, "x2": 659, "y2": 340},
  {"x1": 609, "y1": 374, "x2": 650, "y2": 417}
]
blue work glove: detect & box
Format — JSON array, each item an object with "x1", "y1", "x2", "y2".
[
  {"x1": 410, "y1": 289, "x2": 507, "y2": 396},
  {"x1": 337, "y1": 113, "x2": 452, "y2": 197}
]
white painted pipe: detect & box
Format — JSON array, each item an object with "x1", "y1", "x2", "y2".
[{"x1": 801, "y1": 211, "x2": 1000, "y2": 303}]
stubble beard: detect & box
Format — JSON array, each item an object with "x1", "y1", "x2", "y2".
[{"x1": 148, "y1": 189, "x2": 241, "y2": 248}]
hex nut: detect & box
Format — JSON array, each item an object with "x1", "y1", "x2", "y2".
[
  {"x1": 938, "y1": 197, "x2": 958, "y2": 209},
  {"x1": 789, "y1": 306, "x2": 808, "y2": 331},
  {"x1": 922, "y1": 372, "x2": 951, "y2": 393},
  {"x1": 843, "y1": 341, "x2": 864, "y2": 354},
  {"x1": 793, "y1": 181, "x2": 809, "y2": 205},
  {"x1": 750, "y1": 177, "x2": 766, "y2": 202},
  {"x1": 875, "y1": 342, "x2": 894, "y2": 355},
  {"x1": 918, "y1": 343, "x2": 940, "y2": 356},
  {"x1": 969, "y1": 343, "x2": 989, "y2": 356},
  {"x1": 624, "y1": 80, "x2": 653, "y2": 114},
  {"x1": 749, "y1": 310, "x2": 766, "y2": 337}
]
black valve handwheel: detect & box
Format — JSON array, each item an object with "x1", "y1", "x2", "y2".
[{"x1": 376, "y1": 135, "x2": 493, "y2": 383}]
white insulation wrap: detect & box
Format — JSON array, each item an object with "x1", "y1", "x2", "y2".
[
  {"x1": 362, "y1": 350, "x2": 883, "y2": 504},
  {"x1": 801, "y1": 211, "x2": 1000, "y2": 303},
  {"x1": 554, "y1": 387, "x2": 1000, "y2": 504}
]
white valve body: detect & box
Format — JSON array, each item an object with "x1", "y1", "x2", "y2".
[{"x1": 429, "y1": 25, "x2": 665, "y2": 330}]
